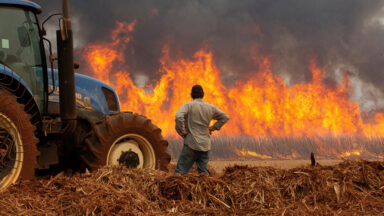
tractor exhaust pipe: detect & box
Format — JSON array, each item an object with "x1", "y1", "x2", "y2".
[{"x1": 57, "y1": 0, "x2": 76, "y2": 135}]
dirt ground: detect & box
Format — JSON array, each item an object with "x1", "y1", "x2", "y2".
[
  {"x1": 210, "y1": 159, "x2": 342, "y2": 172},
  {"x1": 171, "y1": 159, "x2": 343, "y2": 174}
]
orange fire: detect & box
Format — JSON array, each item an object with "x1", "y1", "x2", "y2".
[
  {"x1": 82, "y1": 21, "x2": 384, "y2": 138},
  {"x1": 234, "y1": 148, "x2": 272, "y2": 159},
  {"x1": 340, "y1": 150, "x2": 361, "y2": 157}
]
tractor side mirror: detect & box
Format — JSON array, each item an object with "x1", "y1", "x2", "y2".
[
  {"x1": 17, "y1": 26, "x2": 31, "y2": 47},
  {"x1": 41, "y1": 13, "x2": 62, "y2": 36}
]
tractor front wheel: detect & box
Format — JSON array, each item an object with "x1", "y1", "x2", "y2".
[{"x1": 80, "y1": 113, "x2": 170, "y2": 171}]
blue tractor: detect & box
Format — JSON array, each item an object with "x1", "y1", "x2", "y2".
[{"x1": 0, "y1": 0, "x2": 170, "y2": 189}]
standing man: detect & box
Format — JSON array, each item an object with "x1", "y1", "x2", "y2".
[{"x1": 175, "y1": 85, "x2": 229, "y2": 175}]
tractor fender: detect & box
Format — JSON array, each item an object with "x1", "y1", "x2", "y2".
[{"x1": 0, "y1": 64, "x2": 41, "y2": 128}]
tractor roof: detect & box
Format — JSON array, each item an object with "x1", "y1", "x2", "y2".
[{"x1": 0, "y1": 0, "x2": 41, "y2": 13}]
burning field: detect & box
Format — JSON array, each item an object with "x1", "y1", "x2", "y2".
[
  {"x1": 167, "y1": 136, "x2": 384, "y2": 160},
  {"x1": 81, "y1": 22, "x2": 384, "y2": 138},
  {"x1": 75, "y1": 19, "x2": 384, "y2": 159},
  {"x1": 1, "y1": 160, "x2": 384, "y2": 215}
]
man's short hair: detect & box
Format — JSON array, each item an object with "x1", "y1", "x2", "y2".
[{"x1": 191, "y1": 85, "x2": 204, "y2": 99}]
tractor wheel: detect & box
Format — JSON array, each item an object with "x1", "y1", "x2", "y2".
[
  {"x1": 0, "y1": 90, "x2": 37, "y2": 190},
  {"x1": 80, "y1": 113, "x2": 170, "y2": 171}
]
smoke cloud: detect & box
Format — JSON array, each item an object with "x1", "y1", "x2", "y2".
[{"x1": 34, "y1": 0, "x2": 384, "y2": 112}]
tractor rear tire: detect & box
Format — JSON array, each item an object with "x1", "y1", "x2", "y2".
[
  {"x1": 0, "y1": 89, "x2": 37, "y2": 190},
  {"x1": 80, "y1": 112, "x2": 170, "y2": 171}
]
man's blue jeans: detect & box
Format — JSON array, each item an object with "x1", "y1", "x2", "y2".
[{"x1": 175, "y1": 144, "x2": 210, "y2": 175}]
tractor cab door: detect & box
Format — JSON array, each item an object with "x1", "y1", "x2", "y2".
[{"x1": 0, "y1": 6, "x2": 45, "y2": 111}]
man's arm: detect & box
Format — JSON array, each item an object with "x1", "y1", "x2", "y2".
[
  {"x1": 210, "y1": 106, "x2": 230, "y2": 131},
  {"x1": 175, "y1": 104, "x2": 189, "y2": 137}
]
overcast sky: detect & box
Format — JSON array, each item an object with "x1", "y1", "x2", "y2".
[{"x1": 33, "y1": 0, "x2": 384, "y2": 112}]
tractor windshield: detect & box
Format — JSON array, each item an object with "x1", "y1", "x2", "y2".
[{"x1": 0, "y1": 6, "x2": 44, "y2": 110}]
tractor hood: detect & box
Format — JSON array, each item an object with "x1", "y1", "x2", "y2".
[{"x1": 48, "y1": 70, "x2": 121, "y2": 115}]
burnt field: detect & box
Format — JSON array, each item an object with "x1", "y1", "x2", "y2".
[
  {"x1": 1, "y1": 160, "x2": 384, "y2": 215},
  {"x1": 168, "y1": 136, "x2": 384, "y2": 160}
]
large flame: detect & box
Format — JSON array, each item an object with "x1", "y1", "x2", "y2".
[{"x1": 81, "y1": 21, "x2": 384, "y2": 139}]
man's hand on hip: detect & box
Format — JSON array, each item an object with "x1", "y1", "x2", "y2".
[{"x1": 209, "y1": 127, "x2": 214, "y2": 135}]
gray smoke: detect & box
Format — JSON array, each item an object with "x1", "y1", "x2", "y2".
[{"x1": 34, "y1": 0, "x2": 384, "y2": 112}]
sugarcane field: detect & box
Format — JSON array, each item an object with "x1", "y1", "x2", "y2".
[{"x1": 1, "y1": 0, "x2": 384, "y2": 215}]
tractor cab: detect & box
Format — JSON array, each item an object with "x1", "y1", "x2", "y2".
[{"x1": 0, "y1": 1, "x2": 46, "y2": 111}]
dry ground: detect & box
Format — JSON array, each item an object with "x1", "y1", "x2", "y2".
[
  {"x1": 171, "y1": 159, "x2": 342, "y2": 174},
  {"x1": 209, "y1": 159, "x2": 342, "y2": 172}
]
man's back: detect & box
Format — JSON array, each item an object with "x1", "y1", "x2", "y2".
[
  {"x1": 174, "y1": 84, "x2": 229, "y2": 175},
  {"x1": 175, "y1": 98, "x2": 229, "y2": 151}
]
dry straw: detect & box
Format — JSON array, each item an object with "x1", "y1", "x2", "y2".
[{"x1": 0, "y1": 159, "x2": 383, "y2": 215}]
